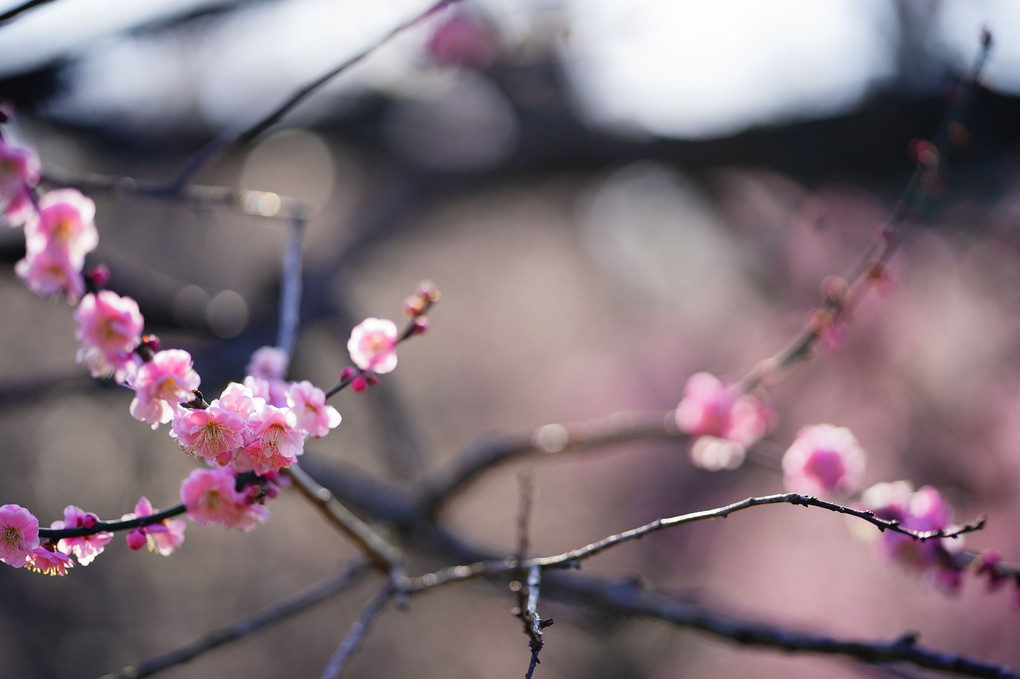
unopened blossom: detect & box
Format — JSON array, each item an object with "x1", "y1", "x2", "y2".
[
  {"x1": 28, "y1": 547, "x2": 74, "y2": 576},
  {"x1": 288, "y1": 380, "x2": 341, "y2": 438},
  {"x1": 121, "y1": 496, "x2": 185, "y2": 556},
  {"x1": 348, "y1": 317, "x2": 399, "y2": 374},
  {"x1": 129, "y1": 349, "x2": 201, "y2": 429},
  {"x1": 675, "y1": 373, "x2": 774, "y2": 469},
  {"x1": 180, "y1": 468, "x2": 267, "y2": 532},
  {"x1": 23, "y1": 188, "x2": 98, "y2": 267},
  {"x1": 782, "y1": 424, "x2": 866, "y2": 497},
  {"x1": 14, "y1": 246, "x2": 85, "y2": 302},
  {"x1": 172, "y1": 405, "x2": 247, "y2": 466},
  {"x1": 0, "y1": 138, "x2": 39, "y2": 226},
  {"x1": 0, "y1": 504, "x2": 39, "y2": 568},
  {"x1": 74, "y1": 290, "x2": 144, "y2": 383},
  {"x1": 52, "y1": 505, "x2": 112, "y2": 566}
]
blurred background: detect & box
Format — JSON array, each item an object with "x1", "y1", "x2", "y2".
[{"x1": 1, "y1": 0, "x2": 1020, "y2": 677}]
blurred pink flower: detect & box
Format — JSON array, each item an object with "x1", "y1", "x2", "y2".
[
  {"x1": 14, "y1": 246, "x2": 85, "y2": 302},
  {"x1": 74, "y1": 290, "x2": 144, "y2": 383},
  {"x1": 27, "y1": 547, "x2": 74, "y2": 576},
  {"x1": 782, "y1": 424, "x2": 865, "y2": 497},
  {"x1": 676, "y1": 373, "x2": 774, "y2": 469},
  {"x1": 0, "y1": 138, "x2": 39, "y2": 226},
  {"x1": 348, "y1": 317, "x2": 398, "y2": 374},
  {"x1": 288, "y1": 380, "x2": 342, "y2": 438},
  {"x1": 129, "y1": 349, "x2": 201, "y2": 429},
  {"x1": 0, "y1": 504, "x2": 39, "y2": 568},
  {"x1": 23, "y1": 188, "x2": 98, "y2": 268},
  {"x1": 52, "y1": 505, "x2": 112, "y2": 566},
  {"x1": 246, "y1": 346, "x2": 289, "y2": 380},
  {"x1": 180, "y1": 468, "x2": 267, "y2": 532}
]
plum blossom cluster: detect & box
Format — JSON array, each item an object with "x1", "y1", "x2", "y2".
[{"x1": 675, "y1": 372, "x2": 775, "y2": 470}]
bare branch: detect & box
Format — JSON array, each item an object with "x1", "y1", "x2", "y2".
[
  {"x1": 320, "y1": 584, "x2": 395, "y2": 679},
  {"x1": 166, "y1": 0, "x2": 462, "y2": 190},
  {"x1": 409, "y1": 493, "x2": 985, "y2": 591},
  {"x1": 99, "y1": 560, "x2": 371, "y2": 679}
]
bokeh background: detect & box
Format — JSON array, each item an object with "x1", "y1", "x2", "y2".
[{"x1": 1, "y1": 1, "x2": 1020, "y2": 677}]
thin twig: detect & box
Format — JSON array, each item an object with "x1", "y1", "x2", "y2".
[
  {"x1": 165, "y1": 0, "x2": 461, "y2": 191},
  {"x1": 738, "y1": 31, "x2": 994, "y2": 393},
  {"x1": 319, "y1": 584, "x2": 395, "y2": 679},
  {"x1": 39, "y1": 503, "x2": 186, "y2": 540},
  {"x1": 99, "y1": 559, "x2": 371, "y2": 679},
  {"x1": 409, "y1": 493, "x2": 985, "y2": 591},
  {"x1": 0, "y1": 0, "x2": 52, "y2": 24}
]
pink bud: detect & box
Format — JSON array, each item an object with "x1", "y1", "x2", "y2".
[
  {"x1": 126, "y1": 529, "x2": 147, "y2": 551},
  {"x1": 351, "y1": 376, "x2": 368, "y2": 393}
]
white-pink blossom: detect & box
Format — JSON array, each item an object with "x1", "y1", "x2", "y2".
[
  {"x1": 172, "y1": 405, "x2": 247, "y2": 466},
  {"x1": 27, "y1": 547, "x2": 74, "y2": 576},
  {"x1": 287, "y1": 380, "x2": 341, "y2": 438},
  {"x1": 0, "y1": 504, "x2": 39, "y2": 568},
  {"x1": 348, "y1": 317, "x2": 399, "y2": 374},
  {"x1": 23, "y1": 188, "x2": 98, "y2": 268},
  {"x1": 233, "y1": 404, "x2": 305, "y2": 474},
  {"x1": 129, "y1": 349, "x2": 201, "y2": 429},
  {"x1": 52, "y1": 505, "x2": 112, "y2": 566},
  {"x1": 782, "y1": 424, "x2": 866, "y2": 497},
  {"x1": 859, "y1": 481, "x2": 961, "y2": 575},
  {"x1": 14, "y1": 246, "x2": 85, "y2": 302},
  {"x1": 180, "y1": 468, "x2": 267, "y2": 532},
  {"x1": 216, "y1": 382, "x2": 262, "y2": 420},
  {"x1": 74, "y1": 290, "x2": 144, "y2": 383},
  {"x1": 0, "y1": 138, "x2": 39, "y2": 227}
]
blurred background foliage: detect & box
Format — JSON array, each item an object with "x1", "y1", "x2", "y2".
[{"x1": 1, "y1": 0, "x2": 1019, "y2": 677}]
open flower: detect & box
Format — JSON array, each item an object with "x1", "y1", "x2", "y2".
[
  {"x1": 675, "y1": 373, "x2": 774, "y2": 469},
  {"x1": 288, "y1": 380, "x2": 341, "y2": 438},
  {"x1": 782, "y1": 424, "x2": 866, "y2": 497},
  {"x1": 0, "y1": 138, "x2": 39, "y2": 226},
  {"x1": 0, "y1": 504, "x2": 39, "y2": 568},
  {"x1": 129, "y1": 349, "x2": 201, "y2": 429},
  {"x1": 28, "y1": 547, "x2": 74, "y2": 576},
  {"x1": 180, "y1": 468, "x2": 267, "y2": 532},
  {"x1": 121, "y1": 496, "x2": 185, "y2": 556},
  {"x1": 348, "y1": 317, "x2": 398, "y2": 374},
  {"x1": 74, "y1": 290, "x2": 144, "y2": 383}
]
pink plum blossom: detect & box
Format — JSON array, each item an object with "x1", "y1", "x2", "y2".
[
  {"x1": 675, "y1": 373, "x2": 774, "y2": 469},
  {"x1": 0, "y1": 138, "x2": 39, "y2": 226},
  {"x1": 74, "y1": 290, "x2": 144, "y2": 383},
  {"x1": 233, "y1": 404, "x2": 305, "y2": 474},
  {"x1": 27, "y1": 547, "x2": 74, "y2": 576},
  {"x1": 180, "y1": 468, "x2": 267, "y2": 531},
  {"x1": 287, "y1": 380, "x2": 341, "y2": 438},
  {"x1": 782, "y1": 424, "x2": 866, "y2": 497},
  {"x1": 244, "y1": 374, "x2": 289, "y2": 408},
  {"x1": 23, "y1": 188, "x2": 98, "y2": 268},
  {"x1": 859, "y1": 481, "x2": 961, "y2": 577},
  {"x1": 14, "y1": 246, "x2": 86, "y2": 302},
  {"x1": 52, "y1": 505, "x2": 113, "y2": 566},
  {"x1": 129, "y1": 349, "x2": 201, "y2": 429},
  {"x1": 246, "y1": 346, "x2": 289, "y2": 380},
  {"x1": 216, "y1": 382, "x2": 262, "y2": 419},
  {"x1": 172, "y1": 405, "x2": 247, "y2": 466},
  {"x1": 0, "y1": 504, "x2": 39, "y2": 568},
  {"x1": 121, "y1": 496, "x2": 185, "y2": 556},
  {"x1": 348, "y1": 317, "x2": 399, "y2": 374}
]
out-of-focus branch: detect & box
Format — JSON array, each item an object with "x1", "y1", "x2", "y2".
[
  {"x1": 0, "y1": 0, "x2": 52, "y2": 24},
  {"x1": 319, "y1": 584, "x2": 395, "y2": 679},
  {"x1": 739, "y1": 30, "x2": 995, "y2": 393},
  {"x1": 286, "y1": 463, "x2": 405, "y2": 578},
  {"x1": 420, "y1": 411, "x2": 684, "y2": 516},
  {"x1": 99, "y1": 559, "x2": 371, "y2": 679},
  {"x1": 165, "y1": 0, "x2": 462, "y2": 190}
]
